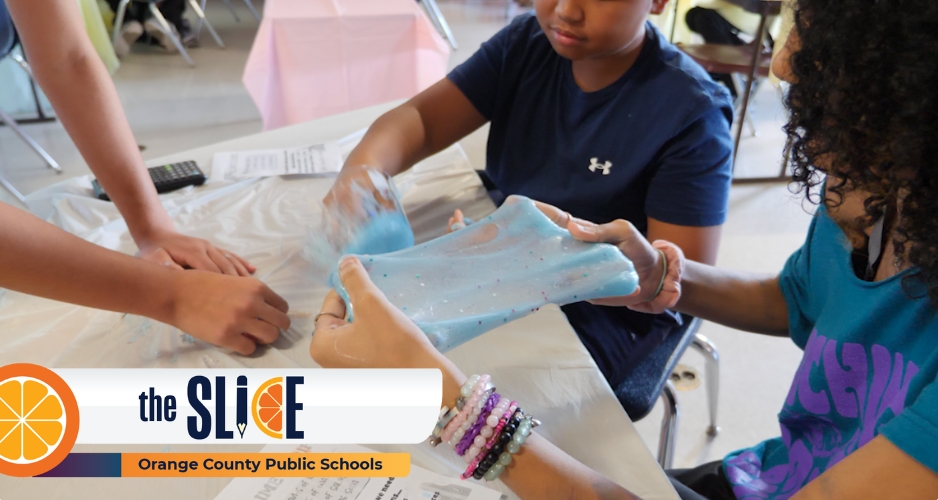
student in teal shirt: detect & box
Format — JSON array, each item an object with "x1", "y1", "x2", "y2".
[
  {"x1": 718, "y1": 204, "x2": 938, "y2": 499},
  {"x1": 308, "y1": 0, "x2": 938, "y2": 498}
]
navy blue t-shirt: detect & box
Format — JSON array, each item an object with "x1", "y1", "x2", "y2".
[
  {"x1": 447, "y1": 15, "x2": 733, "y2": 387},
  {"x1": 448, "y1": 14, "x2": 733, "y2": 231}
]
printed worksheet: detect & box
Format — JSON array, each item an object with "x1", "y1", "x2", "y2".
[
  {"x1": 211, "y1": 142, "x2": 342, "y2": 181},
  {"x1": 213, "y1": 444, "x2": 502, "y2": 500}
]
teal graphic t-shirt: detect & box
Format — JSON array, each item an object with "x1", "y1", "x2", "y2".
[{"x1": 723, "y1": 207, "x2": 938, "y2": 499}]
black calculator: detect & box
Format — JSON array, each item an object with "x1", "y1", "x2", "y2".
[{"x1": 92, "y1": 161, "x2": 207, "y2": 201}]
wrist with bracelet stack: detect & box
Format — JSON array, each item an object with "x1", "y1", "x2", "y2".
[{"x1": 429, "y1": 374, "x2": 539, "y2": 482}]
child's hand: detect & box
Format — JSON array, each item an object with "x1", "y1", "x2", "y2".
[
  {"x1": 529, "y1": 198, "x2": 683, "y2": 312},
  {"x1": 310, "y1": 257, "x2": 444, "y2": 370},
  {"x1": 323, "y1": 164, "x2": 396, "y2": 214},
  {"x1": 166, "y1": 271, "x2": 291, "y2": 355},
  {"x1": 446, "y1": 209, "x2": 467, "y2": 233}
]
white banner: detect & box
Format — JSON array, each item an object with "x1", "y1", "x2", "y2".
[{"x1": 55, "y1": 369, "x2": 441, "y2": 444}]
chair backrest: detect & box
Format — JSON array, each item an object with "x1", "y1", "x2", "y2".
[{"x1": 0, "y1": 0, "x2": 18, "y2": 60}]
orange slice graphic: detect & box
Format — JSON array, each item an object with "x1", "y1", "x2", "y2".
[
  {"x1": 251, "y1": 377, "x2": 283, "y2": 439},
  {"x1": 0, "y1": 364, "x2": 79, "y2": 477}
]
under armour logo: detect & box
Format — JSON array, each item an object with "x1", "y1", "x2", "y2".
[{"x1": 588, "y1": 158, "x2": 612, "y2": 175}]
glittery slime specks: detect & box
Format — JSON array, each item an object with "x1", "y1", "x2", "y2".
[{"x1": 333, "y1": 195, "x2": 638, "y2": 352}]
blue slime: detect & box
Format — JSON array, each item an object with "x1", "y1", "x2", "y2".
[
  {"x1": 334, "y1": 196, "x2": 639, "y2": 352},
  {"x1": 327, "y1": 211, "x2": 414, "y2": 289},
  {"x1": 307, "y1": 167, "x2": 415, "y2": 289}
]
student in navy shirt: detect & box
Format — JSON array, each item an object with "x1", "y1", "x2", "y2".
[{"x1": 328, "y1": 0, "x2": 733, "y2": 389}]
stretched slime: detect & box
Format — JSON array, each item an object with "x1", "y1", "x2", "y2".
[{"x1": 334, "y1": 196, "x2": 639, "y2": 352}]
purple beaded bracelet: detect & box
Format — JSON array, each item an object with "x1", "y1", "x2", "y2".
[{"x1": 455, "y1": 392, "x2": 500, "y2": 456}]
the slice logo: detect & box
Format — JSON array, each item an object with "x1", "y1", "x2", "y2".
[
  {"x1": 0, "y1": 364, "x2": 79, "y2": 477},
  {"x1": 252, "y1": 377, "x2": 284, "y2": 439}
]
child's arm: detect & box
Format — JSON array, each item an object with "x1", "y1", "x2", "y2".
[
  {"x1": 0, "y1": 203, "x2": 290, "y2": 354},
  {"x1": 674, "y1": 261, "x2": 789, "y2": 336},
  {"x1": 792, "y1": 436, "x2": 938, "y2": 500},
  {"x1": 536, "y1": 202, "x2": 790, "y2": 336},
  {"x1": 7, "y1": 0, "x2": 254, "y2": 276},
  {"x1": 311, "y1": 258, "x2": 643, "y2": 500},
  {"x1": 647, "y1": 218, "x2": 722, "y2": 265},
  {"x1": 329, "y1": 80, "x2": 487, "y2": 200}
]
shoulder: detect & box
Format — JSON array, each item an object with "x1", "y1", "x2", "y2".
[{"x1": 640, "y1": 23, "x2": 734, "y2": 123}]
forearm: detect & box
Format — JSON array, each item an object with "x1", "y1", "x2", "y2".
[
  {"x1": 31, "y1": 45, "x2": 173, "y2": 243},
  {"x1": 343, "y1": 104, "x2": 436, "y2": 177},
  {"x1": 0, "y1": 203, "x2": 177, "y2": 323},
  {"x1": 9, "y1": 0, "x2": 173, "y2": 244},
  {"x1": 434, "y1": 358, "x2": 641, "y2": 500},
  {"x1": 342, "y1": 79, "x2": 487, "y2": 178},
  {"x1": 675, "y1": 260, "x2": 789, "y2": 336}
]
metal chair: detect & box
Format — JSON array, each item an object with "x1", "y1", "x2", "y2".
[
  {"x1": 0, "y1": 0, "x2": 61, "y2": 203},
  {"x1": 614, "y1": 315, "x2": 720, "y2": 470},
  {"x1": 678, "y1": 0, "x2": 786, "y2": 183},
  {"x1": 112, "y1": 0, "x2": 225, "y2": 67}
]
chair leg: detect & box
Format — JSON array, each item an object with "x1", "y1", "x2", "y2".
[
  {"x1": 691, "y1": 333, "x2": 720, "y2": 437},
  {"x1": 745, "y1": 106, "x2": 758, "y2": 137},
  {"x1": 421, "y1": 0, "x2": 458, "y2": 49},
  {"x1": 188, "y1": 0, "x2": 225, "y2": 48},
  {"x1": 0, "y1": 107, "x2": 61, "y2": 173},
  {"x1": 418, "y1": 0, "x2": 444, "y2": 37},
  {"x1": 220, "y1": 0, "x2": 241, "y2": 23},
  {"x1": 9, "y1": 53, "x2": 33, "y2": 78},
  {"x1": 243, "y1": 0, "x2": 261, "y2": 21},
  {"x1": 732, "y1": 74, "x2": 762, "y2": 138},
  {"x1": 195, "y1": 0, "x2": 208, "y2": 38},
  {"x1": 148, "y1": 3, "x2": 195, "y2": 67},
  {"x1": 658, "y1": 380, "x2": 679, "y2": 470},
  {"x1": 111, "y1": 0, "x2": 131, "y2": 49},
  {"x1": 731, "y1": 12, "x2": 769, "y2": 171},
  {"x1": 0, "y1": 175, "x2": 27, "y2": 203}
]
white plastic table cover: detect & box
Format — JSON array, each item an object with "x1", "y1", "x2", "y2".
[{"x1": 0, "y1": 102, "x2": 678, "y2": 500}]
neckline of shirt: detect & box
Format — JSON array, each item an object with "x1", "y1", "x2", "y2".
[
  {"x1": 823, "y1": 207, "x2": 914, "y2": 289},
  {"x1": 560, "y1": 21, "x2": 658, "y2": 101}
]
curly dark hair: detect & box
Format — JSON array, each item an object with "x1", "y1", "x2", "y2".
[{"x1": 784, "y1": 0, "x2": 938, "y2": 302}]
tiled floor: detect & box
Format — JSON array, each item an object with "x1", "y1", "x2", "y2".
[{"x1": 0, "y1": 0, "x2": 813, "y2": 472}]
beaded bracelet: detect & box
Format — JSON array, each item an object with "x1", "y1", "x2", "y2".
[
  {"x1": 473, "y1": 408, "x2": 522, "y2": 480},
  {"x1": 456, "y1": 393, "x2": 501, "y2": 456},
  {"x1": 431, "y1": 375, "x2": 537, "y2": 483},
  {"x1": 448, "y1": 387, "x2": 493, "y2": 447},
  {"x1": 462, "y1": 396, "x2": 510, "y2": 463},
  {"x1": 442, "y1": 375, "x2": 490, "y2": 442},
  {"x1": 486, "y1": 415, "x2": 534, "y2": 481},
  {"x1": 432, "y1": 407, "x2": 459, "y2": 439},
  {"x1": 461, "y1": 401, "x2": 516, "y2": 479}
]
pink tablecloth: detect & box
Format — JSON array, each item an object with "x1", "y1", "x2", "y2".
[{"x1": 243, "y1": 0, "x2": 451, "y2": 130}]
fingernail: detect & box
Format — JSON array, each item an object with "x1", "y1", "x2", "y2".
[
  {"x1": 574, "y1": 223, "x2": 593, "y2": 233},
  {"x1": 339, "y1": 257, "x2": 356, "y2": 270}
]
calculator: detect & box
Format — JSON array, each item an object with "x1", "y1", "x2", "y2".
[{"x1": 92, "y1": 161, "x2": 207, "y2": 201}]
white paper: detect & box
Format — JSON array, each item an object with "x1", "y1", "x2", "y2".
[
  {"x1": 211, "y1": 142, "x2": 343, "y2": 182},
  {"x1": 213, "y1": 444, "x2": 502, "y2": 500}
]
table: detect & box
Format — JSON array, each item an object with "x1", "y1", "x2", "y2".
[
  {"x1": 0, "y1": 102, "x2": 678, "y2": 500},
  {"x1": 243, "y1": 0, "x2": 449, "y2": 130}
]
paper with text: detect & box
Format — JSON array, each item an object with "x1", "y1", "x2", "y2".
[
  {"x1": 211, "y1": 142, "x2": 342, "y2": 182},
  {"x1": 213, "y1": 444, "x2": 502, "y2": 500}
]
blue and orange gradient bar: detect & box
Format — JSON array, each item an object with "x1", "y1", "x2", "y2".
[{"x1": 38, "y1": 453, "x2": 122, "y2": 477}]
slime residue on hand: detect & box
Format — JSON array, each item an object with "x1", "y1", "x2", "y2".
[{"x1": 334, "y1": 195, "x2": 639, "y2": 351}]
